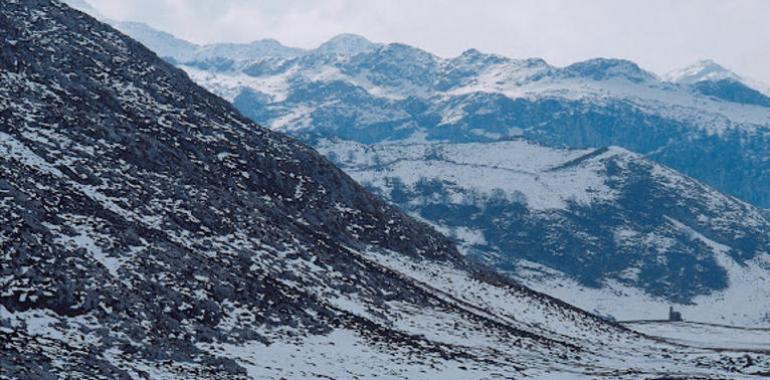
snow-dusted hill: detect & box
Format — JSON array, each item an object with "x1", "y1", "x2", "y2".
[
  {"x1": 11, "y1": 1, "x2": 770, "y2": 378},
  {"x1": 317, "y1": 139, "x2": 770, "y2": 325}
]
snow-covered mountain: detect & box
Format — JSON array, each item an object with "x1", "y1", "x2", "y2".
[
  {"x1": 12, "y1": 1, "x2": 770, "y2": 378},
  {"x1": 102, "y1": 21, "x2": 378, "y2": 69},
  {"x1": 665, "y1": 60, "x2": 770, "y2": 107},
  {"x1": 317, "y1": 139, "x2": 770, "y2": 325},
  {"x1": 665, "y1": 59, "x2": 742, "y2": 84},
  {"x1": 64, "y1": 0, "x2": 770, "y2": 209},
  {"x1": 217, "y1": 51, "x2": 770, "y2": 206},
  {"x1": 109, "y1": 21, "x2": 306, "y2": 68},
  {"x1": 106, "y1": 24, "x2": 770, "y2": 208}
]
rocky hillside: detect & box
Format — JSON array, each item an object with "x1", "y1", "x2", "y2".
[{"x1": 5, "y1": 1, "x2": 770, "y2": 379}]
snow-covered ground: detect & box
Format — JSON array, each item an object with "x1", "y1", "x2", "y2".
[
  {"x1": 515, "y1": 255, "x2": 770, "y2": 326},
  {"x1": 625, "y1": 321, "x2": 770, "y2": 351},
  {"x1": 197, "y1": 329, "x2": 524, "y2": 380},
  {"x1": 318, "y1": 140, "x2": 618, "y2": 211}
]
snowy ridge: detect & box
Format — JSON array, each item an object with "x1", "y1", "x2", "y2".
[
  {"x1": 163, "y1": 44, "x2": 770, "y2": 133},
  {"x1": 664, "y1": 59, "x2": 741, "y2": 84}
]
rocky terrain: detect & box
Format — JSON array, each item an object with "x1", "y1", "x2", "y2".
[{"x1": 4, "y1": 1, "x2": 770, "y2": 379}]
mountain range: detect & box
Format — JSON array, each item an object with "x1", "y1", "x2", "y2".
[
  {"x1": 183, "y1": 38, "x2": 770, "y2": 209},
  {"x1": 68, "y1": 2, "x2": 770, "y2": 208},
  {"x1": 127, "y1": 26, "x2": 770, "y2": 207}
]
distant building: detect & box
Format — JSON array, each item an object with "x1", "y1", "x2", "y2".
[{"x1": 668, "y1": 306, "x2": 683, "y2": 322}]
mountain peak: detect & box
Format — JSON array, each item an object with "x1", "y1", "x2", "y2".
[
  {"x1": 194, "y1": 38, "x2": 306, "y2": 62},
  {"x1": 377, "y1": 42, "x2": 437, "y2": 61},
  {"x1": 315, "y1": 33, "x2": 379, "y2": 56},
  {"x1": 665, "y1": 59, "x2": 740, "y2": 84},
  {"x1": 459, "y1": 48, "x2": 483, "y2": 57},
  {"x1": 249, "y1": 37, "x2": 284, "y2": 47},
  {"x1": 561, "y1": 58, "x2": 656, "y2": 83},
  {"x1": 450, "y1": 48, "x2": 511, "y2": 68}
]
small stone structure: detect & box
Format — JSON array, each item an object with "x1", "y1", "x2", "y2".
[{"x1": 668, "y1": 306, "x2": 683, "y2": 322}]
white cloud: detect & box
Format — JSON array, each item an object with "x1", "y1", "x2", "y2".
[{"x1": 85, "y1": 0, "x2": 770, "y2": 83}]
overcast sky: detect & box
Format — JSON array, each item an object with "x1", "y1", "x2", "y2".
[{"x1": 85, "y1": 0, "x2": 770, "y2": 83}]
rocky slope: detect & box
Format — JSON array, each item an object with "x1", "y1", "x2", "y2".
[{"x1": 6, "y1": 1, "x2": 770, "y2": 379}]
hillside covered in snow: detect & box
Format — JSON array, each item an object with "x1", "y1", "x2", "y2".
[{"x1": 318, "y1": 139, "x2": 770, "y2": 325}]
